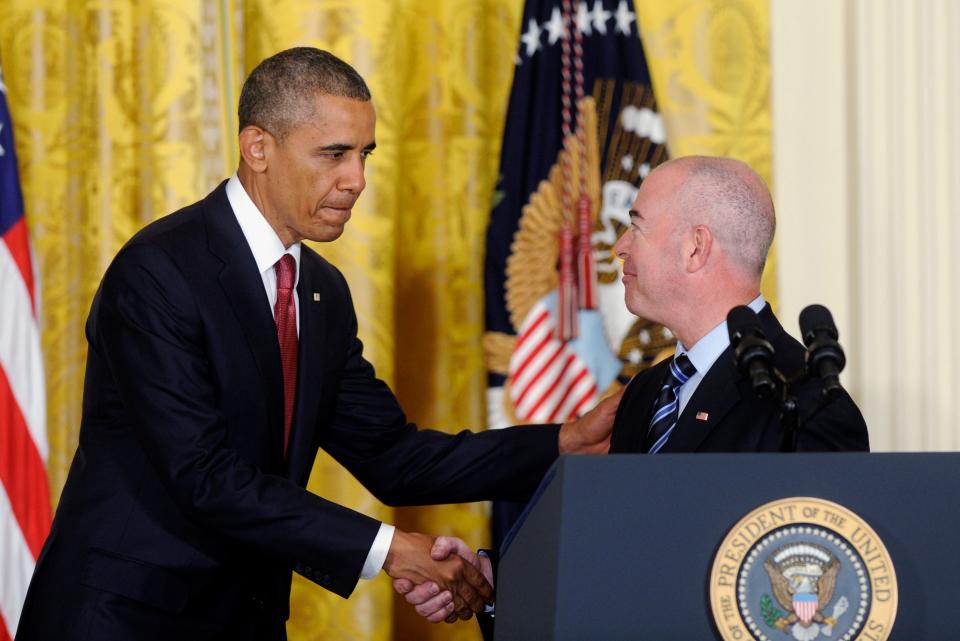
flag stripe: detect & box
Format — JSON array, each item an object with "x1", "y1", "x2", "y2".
[
  {"x1": 569, "y1": 385, "x2": 599, "y2": 417},
  {"x1": 511, "y1": 333, "x2": 564, "y2": 396},
  {"x1": 0, "y1": 479, "x2": 37, "y2": 638},
  {"x1": 518, "y1": 353, "x2": 577, "y2": 419},
  {"x1": 1, "y1": 218, "x2": 35, "y2": 313},
  {"x1": 0, "y1": 241, "x2": 47, "y2": 460},
  {"x1": 509, "y1": 298, "x2": 599, "y2": 423},
  {"x1": 513, "y1": 308, "x2": 549, "y2": 350},
  {"x1": 512, "y1": 342, "x2": 565, "y2": 407},
  {"x1": 0, "y1": 365, "x2": 50, "y2": 559},
  {"x1": 1, "y1": 75, "x2": 50, "y2": 641},
  {"x1": 558, "y1": 378, "x2": 598, "y2": 422},
  {"x1": 547, "y1": 368, "x2": 591, "y2": 422},
  {"x1": 510, "y1": 329, "x2": 554, "y2": 387}
]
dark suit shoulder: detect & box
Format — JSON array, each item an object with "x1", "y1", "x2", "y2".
[
  {"x1": 758, "y1": 305, "x2": 807, "y2": 378},
  {"x1": 760, "y1": 308, "x2": 869, "y2": 451},
  {"x1": 123, "y1": 182, "x2": 228, "y2": 252},
  {"x1": 300, "y1": 244, "x2": 349, "y2": 292},
  {"x1": 88, "y1": 185, "x2": 232, "y2": 345}
]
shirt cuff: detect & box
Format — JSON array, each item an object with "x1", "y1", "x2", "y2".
[
  {"x1": 360, "y1": 522, "x2": 396, "y2": 580},
  {"x1": 478, "y1": 550, "x2": 496, "y2": 613}
]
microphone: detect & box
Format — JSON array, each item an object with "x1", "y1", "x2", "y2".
[
  {"x1": 799, "y1": 304, "x2": 846, "y2": 400},
  {"x1": 727, "y1": 306, "x2": 777, "y2": 399}
]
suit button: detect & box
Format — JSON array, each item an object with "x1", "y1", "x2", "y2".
[{"x1": 320, "y1": 574, "x2": 332, "y2": 586}]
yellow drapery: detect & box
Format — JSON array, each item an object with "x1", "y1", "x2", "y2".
[
  {"x1": 0, "y1": 1, "x2": 770, "y2": 640},
  {"x1": 636, "y1": 0, "x2": 777, "y2": 303}
]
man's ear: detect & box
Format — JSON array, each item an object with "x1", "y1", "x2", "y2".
[
  {"x1": 687, "y1": 224, "x2": 712, "y2": 272},
  {"x1": 239, "y1": 125, "x2": 271, "y2": 172}
]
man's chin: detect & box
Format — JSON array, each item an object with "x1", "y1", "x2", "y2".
[
  {"x1": 624, "y1": 296, "x2": 646, "y2": 319},
  {"x1": 306, "y1": 224, "x2": 346, "y2": 243}
]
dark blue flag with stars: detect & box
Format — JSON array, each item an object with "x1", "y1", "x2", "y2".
[{"x1": 484, "y1": 0, "x2": 672, "y2": 546}]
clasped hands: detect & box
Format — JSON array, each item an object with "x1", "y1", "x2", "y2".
[
  {"x1": 384, "y1": 532, "x2": 492, "y2": 622},
  {"x1": 387, "y1": 388, "x2": 624, "y2": 623}
]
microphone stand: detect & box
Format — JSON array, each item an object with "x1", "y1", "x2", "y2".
[
  {"x1": 778, "y1": 366, "x2": 852, "y2": 452},
  {"x1": 776, "y1": 369, "x2": 800, "y2": 452},
  {"x1": 746, "y1": 363, "x2": 802, "y2": 452}
]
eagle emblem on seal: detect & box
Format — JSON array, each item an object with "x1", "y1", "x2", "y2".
[{"x1": 762, "y1": 543, "x2": 850, "y2": 641}]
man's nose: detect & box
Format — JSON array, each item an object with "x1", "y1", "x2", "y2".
[
  {"x1": 613, "y1": 230, "x2": 628, "y2": 258},
  {"x1": 339, "y1": 155, "x2": 366, "y2": 193}
]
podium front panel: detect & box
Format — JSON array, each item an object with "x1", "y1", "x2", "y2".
[{"x1": 495, "y1": 453, "x2": 956, "y2": 641}]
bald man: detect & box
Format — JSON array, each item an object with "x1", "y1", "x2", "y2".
[
  {"x1": 609, "y1": 155, "x2": 868, "y2": 453},
  {"x1": 396, "y1": 157, "x2": 869, "y2": 632}
]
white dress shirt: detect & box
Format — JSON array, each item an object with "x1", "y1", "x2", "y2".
[
  {"x1": 226, "y1": 174, "x2": 395, "y2": 580},
  {"x1": 675, "y1": 294, "x2": 767, "y2": 416}
]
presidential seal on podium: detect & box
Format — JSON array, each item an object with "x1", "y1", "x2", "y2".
[{"x1": 710, "y1": 497, "x2": 897, "y2": 641}]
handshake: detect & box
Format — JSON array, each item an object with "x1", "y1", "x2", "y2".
[
  {"x1": 384, "y1": 532, "x2": 493, "y2": 623},
  {"x1": 379, "y1": 387, "x2": 625, "y2": 625}
]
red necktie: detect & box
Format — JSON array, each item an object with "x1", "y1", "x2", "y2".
[{"x1": 274, "y1": 254, "x2": 298, "y2": 455}]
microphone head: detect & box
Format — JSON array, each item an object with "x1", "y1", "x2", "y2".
[
  {"x1": 799, "y1": 304, "x2": 838, "y2": 346},
  {"x1": 727, "y1": 305, "x2": 762, "y2": 346},
  {"x1": 727, "y1": 305, "x2": 777, "y2": 395}
]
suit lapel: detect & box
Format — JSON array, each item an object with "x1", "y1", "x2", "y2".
[
  {"x1": 660, "y1": 304, "x2": 778, "y2": 452},
  {"x1": 283, "y1": 256, "x2": 329, "y2": 481},
  {"x1": 660, "y1": 345, "x2": 743, "y2": 452},
  {"x1": 203, "y1": 184, "x2": 286, "y2": 469},
  {"x1": 613, "y1": 361, "x2": 669, "y2": 453}
]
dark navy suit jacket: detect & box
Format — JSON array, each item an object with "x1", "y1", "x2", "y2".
[
  {"x1": 610, "y1": 305, "x2": 869, "y2": 454},
  {"x1": 17, "y1": 183, "x2": 558, "y2": 641}
]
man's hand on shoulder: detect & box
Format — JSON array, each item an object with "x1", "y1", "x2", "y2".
[
  {"x1": 558, "y1": 386, "x2": 625, "y2": 455},
  {"x1": 383, "y1": 531, "x2": 492, "y2": 621}
]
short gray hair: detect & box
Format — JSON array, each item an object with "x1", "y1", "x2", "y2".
[
  {"x1": 238, "y1": 47, "x2": 371, "y2": 141},
  {"x1": 675, "y1": 157, "x2": 776, "y2": 276}
]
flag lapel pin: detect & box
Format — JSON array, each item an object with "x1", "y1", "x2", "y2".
[{"x1": 696, "y1": 411, "x2": 710, "y2": 422}]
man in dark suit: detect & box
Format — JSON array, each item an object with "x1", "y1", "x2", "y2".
[
  {"x1": 607, "y1": 155, "x2": 867, "y2": 454},
  {"x1": 15, "y1": 48, "x2": 619, "y2": 641},
  {"x1": 397, "y1": 155, "x2": 868, "y2": 628}
]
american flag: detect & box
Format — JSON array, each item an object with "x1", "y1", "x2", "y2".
[
  {"x1": 484, "y1": 0, "x2": 664, "y2": 546},
  {"x1": 0, "y1": 64, "x2": 50, "y2": 641},
  {"x1": 508, "y1": 298, "x2": 598, "y2": 422}
]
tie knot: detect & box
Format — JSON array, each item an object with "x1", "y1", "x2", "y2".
[
  {"x1": 275, "y1": 254, "x2": 296, "y2": 291},
  {"x1": 667, "y1": 352, "x2": 696, "y2": 387}
]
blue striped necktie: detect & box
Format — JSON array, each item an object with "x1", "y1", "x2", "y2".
[{"x1": 643, "y1": 353, "x2": 697, "y2": 454}]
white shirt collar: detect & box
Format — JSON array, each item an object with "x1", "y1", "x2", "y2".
[
  {"x1": 225, "y1": 173, "x2": 301, "y2": 280},
  {"x1": 677, "y1": 293, "x2": 767, "y2": 377}
]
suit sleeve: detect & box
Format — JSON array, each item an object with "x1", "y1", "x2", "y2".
[
  {"x1": 315, "y1": 269, "x2": 560, "y2": 507},
  {"x1": 94, "y1": 242, "x2": 380, "y2": 598}
]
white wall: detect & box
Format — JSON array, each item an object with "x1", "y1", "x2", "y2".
[{"x1": 772, "y1": 0, "x2": 960, "y2": 451}]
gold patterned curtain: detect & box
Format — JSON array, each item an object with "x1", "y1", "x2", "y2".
[
  {"x1": 636, "y1": 0, "x2": 777, "y2": 303},
  {"x1": 0, "y1": 1, "x2": 770, "y2": 640}
]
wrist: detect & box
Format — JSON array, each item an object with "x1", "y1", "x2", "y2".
[
  {"x1": 383, "y1": 529, "x2": 411, "y2": 576},
  {"x1": 557, "y1": 420, "x2": 577, "y2": 454}
]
